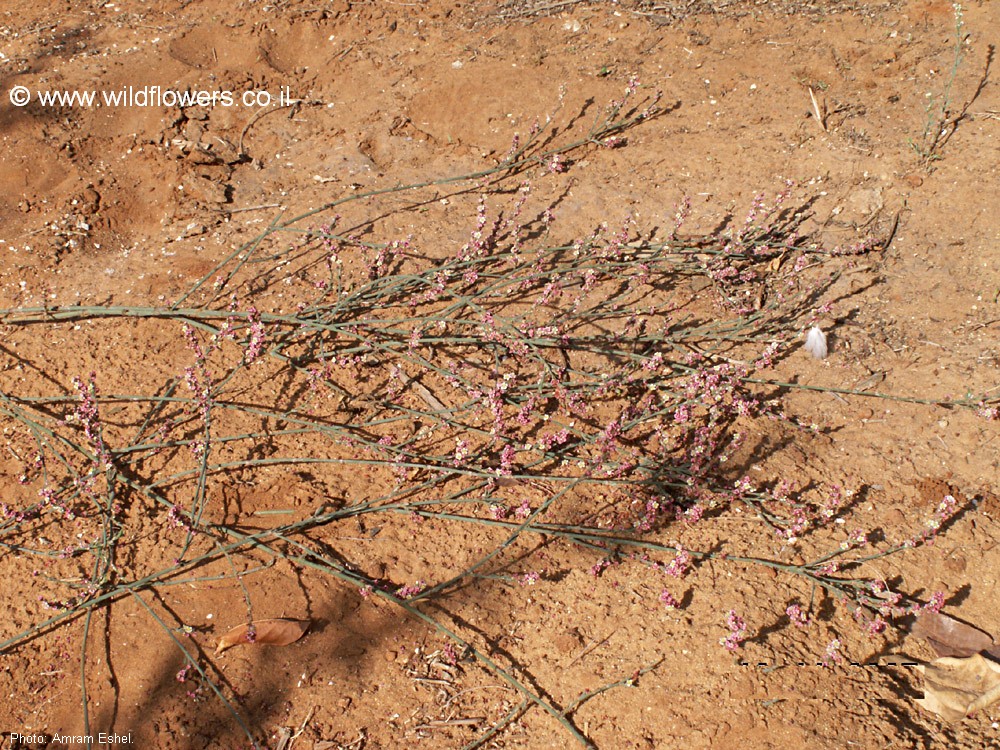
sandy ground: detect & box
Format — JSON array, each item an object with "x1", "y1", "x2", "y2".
[{"x1": 1, "y1": 0, "x2": 999, "y2": 748}]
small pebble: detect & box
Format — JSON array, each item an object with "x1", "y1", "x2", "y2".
[
  {"x1": 883, "y1": 508, "x2": 907, "y2": 528},
  {"x1": 554, "y1": 629, "x2": 582, "y2": 655},
  {"x1": 944, "y1": 555, "x2": 967, "y2": 574}
]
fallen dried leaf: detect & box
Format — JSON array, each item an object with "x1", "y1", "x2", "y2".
[
  {"x1": 917, "y1": 653, "x2": 1000, "y2": 721},
  {"x1": 912, "y1": 611, "x2": 996, "y2": 658},
  {"x1": 215, "y1": 618, "x2": 310, "y2": 655}
]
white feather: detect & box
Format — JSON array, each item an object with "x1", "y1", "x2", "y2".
[{"x1": 804, "y1": 326, "x2": 828, "y2": 359}]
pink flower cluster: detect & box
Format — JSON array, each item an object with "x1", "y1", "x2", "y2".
[
  {"x1": 396, "y1": 581, "x2": 426, "y2": 599},
  {"x1": 821, "y1": 639, "x2": 843, "y2": 666},
  {"x1": 659, "y1": 590, "x2": 679, "y2": 609},
  {"x1": 785, "y1": 604, "x2": 810, "y2": 628},
  {"x1": 663, "y1": 547, "x2": 691, "y2": 578},
  {"x1": 243, "y1": 306, "x2": 266, "y2": 364},
  {"x1": 71, "y1": 372, "x2": 111, "y2": 469},
  {"x1": 720, "y1": 610, "x2": 747, "y2": 652}
]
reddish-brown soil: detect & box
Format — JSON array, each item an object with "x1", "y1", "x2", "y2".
[{"x1": 1, "y1": 1, "x2": 999, "y2": 748}]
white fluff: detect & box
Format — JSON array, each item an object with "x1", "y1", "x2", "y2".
[{"x1": 804, "y1": 326, "x2": 828, "y2": 359}]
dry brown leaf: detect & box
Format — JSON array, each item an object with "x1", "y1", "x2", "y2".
[
  {"x1": 917, "y1": 653, "x2": 1000, "y2": 721},
  {"x1": 214, "y1": 618, "x2": 310, "y2": 655},
  {"x1": 913, "y1": 611, "x2": 997, "y2": 658}
]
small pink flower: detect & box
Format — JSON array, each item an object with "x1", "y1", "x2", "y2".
[
  {"x1": 664, "y1": 547, "x2": 691, "y2": 578},
  {"x1": 489, "y1": 504, "x2": 509, "y2": 521},
  {"x1": 977, "y1": 404, "x2": 999, "y2": 420},
  {"x1": 922, "y1": 591, "x2": 946, "y2": 614},
  {"x1": 720, "y1": 610, "x2": 747, "y2": 652},
  {"x1": 396, "y1": 581, "x2": 426, "y2": 599},
  {"x1": 839, "y1": 528, "x2": 868, "y2": 551},
  {"x1": 659, "y1": 590, "x2": 679, "y2": 609},
  {"x1": 497, "y1": 444, "x2": 516, "y2": 476},
  {"x1": 822, "y1": 639, "x2": 843, "y2": 666},
  {"x1": 590, "y1": 559, "x2": 612, "y2": 577},
  {"x1": 785, "y1": 604, "x2": 810, "y2": 628},
  {"x1": 244, "y1": 306, "x2": 266, "y2": 364}
]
